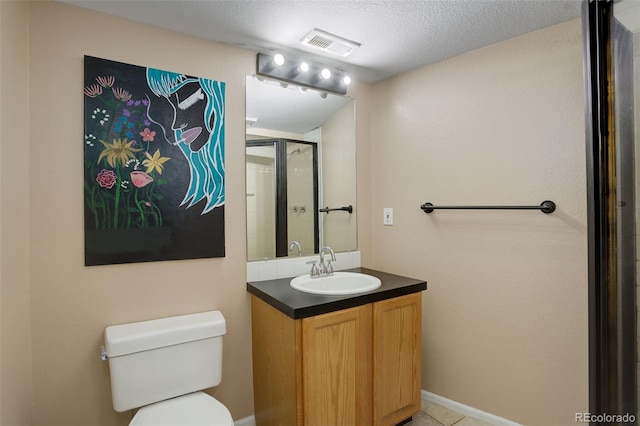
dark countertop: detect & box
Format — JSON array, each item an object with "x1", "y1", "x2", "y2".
[{"x1": 247, "y1": 267, "x2": 427, "y2": 319}]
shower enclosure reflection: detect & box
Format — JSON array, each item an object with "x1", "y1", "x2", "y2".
[
  {"x1": 246, "y1": 75, "x2": 357, "y2": 261},
  {"x1": 246, "y1": 139, "x2": 318, "y2": 260}
]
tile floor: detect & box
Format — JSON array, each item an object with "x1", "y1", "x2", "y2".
[{"x1": 408, "y1": 399, "x2": 495, "y2": 426}]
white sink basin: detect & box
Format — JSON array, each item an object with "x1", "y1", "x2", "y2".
[{"x1": 290, "y1": 272, "x2": 382, "y2": 295}]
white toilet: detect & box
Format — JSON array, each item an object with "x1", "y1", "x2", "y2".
[{"x1": 103, "y1": 310, "x2": 234, "y2": 426}]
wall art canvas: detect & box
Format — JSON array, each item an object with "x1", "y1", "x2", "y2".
[{"x1": 84, "y1": 56, "x2": 225, "y2": 265}]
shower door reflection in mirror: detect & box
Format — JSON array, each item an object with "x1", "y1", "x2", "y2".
[
  {"x1": 246, "y1": 143, "x2": 276, "y2": 260},
  {"x1": 286, "y1": 141, "x2": 319, "y2": 257},
  {"x1": 246, "y1": 139, "x2": 318, "y2": 261}
]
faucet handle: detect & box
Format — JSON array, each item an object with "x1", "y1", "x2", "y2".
[
  {"x1": 306, "y1": 260, "x2": 320, "y2": 278},
  {"x1": 325, "y1": 260, "x2": 334, "y2": 276}
]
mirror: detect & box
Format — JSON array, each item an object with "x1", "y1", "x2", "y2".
[{"x1": 246, "y1": 75, "x2": 357, "y2": 261}]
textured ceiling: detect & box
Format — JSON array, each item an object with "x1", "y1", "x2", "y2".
[{"x1": 59, "y1": 0, "x2": 582, "y2": 83}]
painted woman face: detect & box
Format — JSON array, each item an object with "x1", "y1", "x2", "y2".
[
  {"x1": 144, "y1": 69, "x2": 226, "y2": 214},
  {"x1": 147, "y1": 80, "x2": 214, "y2": 152}
]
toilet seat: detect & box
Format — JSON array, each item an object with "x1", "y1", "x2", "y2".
[{"x1": 129, "y1": 391, "x2": 234, "y2": 426}]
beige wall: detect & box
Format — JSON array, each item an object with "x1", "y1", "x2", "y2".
[
  {"x1": 367, "y1": 19, "x2": 588, "y2": 425},
  {"x1": 1, "y1": 0, "x2": 34, "y2": 425}
]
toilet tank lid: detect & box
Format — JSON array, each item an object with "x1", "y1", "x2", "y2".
[{"x1": 105, "y1": 311, "x2": 226, "y2": 358}]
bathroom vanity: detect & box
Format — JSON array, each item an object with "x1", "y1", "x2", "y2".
[{"x1": 247, "y1": 267, "x2": 427, "y2": 426}]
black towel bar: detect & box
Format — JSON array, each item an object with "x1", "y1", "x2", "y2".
[{"x1": 420, "y1": 200, "x2": 556, "y2": 214}]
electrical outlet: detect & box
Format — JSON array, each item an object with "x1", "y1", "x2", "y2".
[{"x1": 383, "y1": 208, "x2": 393, "y2": 226}]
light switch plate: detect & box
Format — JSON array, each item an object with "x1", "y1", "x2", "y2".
[{"x1": 383, "y1": 208, "x2": 393, "y2": 225}]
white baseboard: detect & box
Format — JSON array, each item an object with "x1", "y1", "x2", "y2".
[
  {"x1": 421, "y1": 390, "x2": 522, "y2": 426},
  {"x1": 234, "y1": 415, "x2": 256, "y2": 426}
]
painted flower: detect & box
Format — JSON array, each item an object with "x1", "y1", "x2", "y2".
[
  {"x1": 96, "y1": 169, "x2": 117, "y2": 189},
  {"x1": 84, "y1": 84, "x2": 103, "y2": 98},
  {"x1": 139, "y1": 128, "x2": 156, "y2": 142},
  {"x1": 142, "y1": 149, "x2": 171, "y2": 175},
  {"x1": 112, "y1": 87, "x2": 132, "y2": 102},
  {"x1": 130, "y1": 171, "x2": 154, "y2": 188},
  {"x1": 96, "y1": 76, "x2": 115, "y2": 88},
  {"x1": 97, "y1": 137, "x2": 142, "y2": 168}
]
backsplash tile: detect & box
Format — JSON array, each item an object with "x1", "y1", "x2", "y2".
[
  {"x1": 276, "y1": 259, "x2": 295, "y2": 278},
  {"x1": 246, "y1": 251, "x2": 361, "y2": 282},
  {"x1": 246, "y1": 262, "x2": 260, "y2": 282},
  {"x1": 257, "y1": 260, "x2": 278, "y2": 281}
]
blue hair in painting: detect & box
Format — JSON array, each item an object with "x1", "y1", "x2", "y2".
[{"x1": 146, "y1": 68, "x2": 225, "y2": 214}]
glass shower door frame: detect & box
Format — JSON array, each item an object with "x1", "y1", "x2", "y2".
[
  {"x1": 583, "y1": 0, "x2": 637, "y2": 418},
  {"x1": 247, "y1": 138, "x2": 319, "y2": 258}
]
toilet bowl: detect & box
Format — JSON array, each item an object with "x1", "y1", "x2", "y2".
[
  {"x1": 130, "y1": 392, "x2": 233, "y2": 426},
  {"x1": 103, "y1": 311, "x2": 234, "y2": 426}
]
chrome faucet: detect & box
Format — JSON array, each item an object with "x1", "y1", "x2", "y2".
[
  {"x1": 318, "y1": 246, "x2": 336, "y2": 276},
  {"x1": 288, "y1": 241, "x2": 302, "y2": 256}
]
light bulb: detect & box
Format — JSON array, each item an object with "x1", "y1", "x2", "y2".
[
  {"x1": 273, "y1": 53, "x2": 285, "y2": 66},
  {"x1": 342, "y1": 75, "x2": 352, "y2": 85},
  {"x1": 299, "y1": 62, "x2": 309, "y2": 72},
  {"x1": 320, "y1": 68, "x2": 331, "y2": 80}
]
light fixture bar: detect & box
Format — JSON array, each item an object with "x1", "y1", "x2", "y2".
[{"x1": 256, "y1": 53, "x2": 350, "y2": 95}]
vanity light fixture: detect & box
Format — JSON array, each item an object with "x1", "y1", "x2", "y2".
[
  {"x1": 256, "y1": 52, "x2": 351, "y2": 95},
  {"x1": 320, "y1": 68, "x2": 331, "y2": 80},
  {"x1": 273, "y1": 53, "x2": 285, "y2": 66}
]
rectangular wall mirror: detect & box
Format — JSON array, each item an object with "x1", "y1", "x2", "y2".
[{"x1": 245, "y1": 75, "x2": 357, "y2": 261}]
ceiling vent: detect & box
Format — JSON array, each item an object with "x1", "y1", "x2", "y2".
[{"x1": 301, "y1": 29, "x2": 361, "y2": 57}]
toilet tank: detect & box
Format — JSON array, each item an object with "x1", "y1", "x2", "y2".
[{"x1": 104, "y1": 311, "x2": 226, "y2": 412}]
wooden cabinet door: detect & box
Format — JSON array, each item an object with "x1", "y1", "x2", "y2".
[
  {"x1": 372, "y1": 292, "x2": 422, "y2": 426},
  {"x1": 251, "y1": 296, "x2": 303, "y2": 426},
  {"x1": 301, "y1": 304, "x2": 373, "y2": 426}
]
